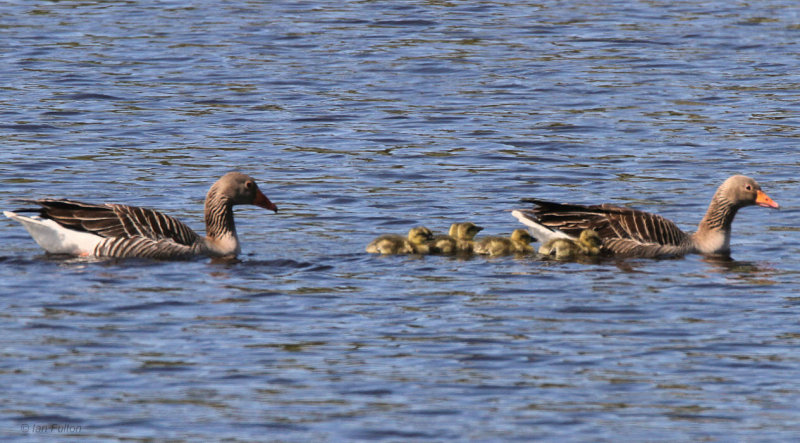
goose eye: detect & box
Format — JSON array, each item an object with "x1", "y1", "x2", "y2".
[
  {"x1": 745, "y1": 184, "x2": 752, "y2": 191},
  {"x1": 245, "y1": 181, "x2": 254, "y2": 189}
]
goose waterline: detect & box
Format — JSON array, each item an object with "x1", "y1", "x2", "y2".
[
  {"x1": 4, "y1": 172, "x2": 277, "y2": 260},
  {"x1": 512, "y1": 175, "x2": 778, "y2": 258}
]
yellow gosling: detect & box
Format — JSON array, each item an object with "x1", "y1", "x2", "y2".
[
  {"x1": 430, "y1": 222, "x2": 483, "y2": 255},
  {"x1": 539, "y1": 238, "x2": 580, "y2": 260},
  {"x1": 474, "y1": 229, "x2": 535, "y2": 256},
  {"x1": 366, "y1": 226, "x2": 434, "y2": 255},
  {"x1": 539, "y1": 229, "x2": 602, "y2": 260},
  {"x1": 449, "y1": 222, "x2": 484, "y2": 241},
  {"x1": 578, "y1": 229, "x2": 602, "y2": 256}
]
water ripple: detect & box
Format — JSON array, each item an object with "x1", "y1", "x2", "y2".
[{"x1": 2, "y1": 0, "x2": 800, "y2": 441}]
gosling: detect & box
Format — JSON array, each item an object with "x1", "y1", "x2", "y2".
[
  {"x1": 366, "y1": 226, "x2": 434, "y2": 255},
  {"x1": 538, "y1": 229, "x2": 602, "y2": 260},
  {"x1": 473, "y1": 229, "x2": 535, "y2": 256},
  {"x1": 430, "y1": 222, "x2": 483, "y2": 255}
]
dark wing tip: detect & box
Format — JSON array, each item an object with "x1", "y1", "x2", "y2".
[
  {"x1": 520, "y1": 198, "x2": 553, "y2": 205},
  {"x1": 8, "y1": 199, "x2": 48, "y2": 213}
]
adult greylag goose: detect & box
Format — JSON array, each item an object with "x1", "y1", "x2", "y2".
[
  {"x1": 4, "y1": 172, "x2": 278, "y2": 260},
  {"x1": 473, "y1": 229, "x2": 534, "y2": 256},
  {"x1": 512, "y1": 175, "x2": 778, "y2": 258},
  {"x1": 366, "y1": 226, "x2": 434, "y2": 255},
  {"x1": 539, "y1": 229, "x2": 602, "y2": 260},
  {"x1": 430, "y1": 222, "x2": 483, "y2": 255}
]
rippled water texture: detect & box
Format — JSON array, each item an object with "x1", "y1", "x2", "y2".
[{"x1": 2, "y1": 1, "x2": 800, "y2": 441}]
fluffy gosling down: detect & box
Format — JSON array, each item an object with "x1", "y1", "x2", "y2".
[
  {"x1": 473, "y1": 229, "x2": 535, "y2": 256},
  {"x1": 430, "y1": 222, "x2": 483, "y2": 255},
  {"x1": 366, "y1": 226, "x2": 434, "y2": 255},
  {"x1": 538, "y1": 229, "x2": 602, "y2": 260}
]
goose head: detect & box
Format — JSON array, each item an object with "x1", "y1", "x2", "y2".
[
  {"x1": 718, "y1": 175, "x2": 778, "y2": 210},
  {"x1": 210, "y1": 172, "x2": 278, "y2": 212}
]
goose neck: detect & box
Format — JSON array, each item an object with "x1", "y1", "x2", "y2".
[{"x1": 204, "y1": 192, "x2": 236, "y2": 240}]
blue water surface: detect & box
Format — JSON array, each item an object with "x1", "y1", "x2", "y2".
[{"x1": 2, "y1": 1, "x2": 800, "y2": 441}]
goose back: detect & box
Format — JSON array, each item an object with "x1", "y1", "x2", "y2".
[
  {"x1": 520, "y1": 199, "x2": 693, "y2": 258},
  {"x1": 18, "y1": 198, "x2": 200, "y2": 246}
]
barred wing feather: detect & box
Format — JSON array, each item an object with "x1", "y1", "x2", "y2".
[
  {"x1": 522, "y1": 199, "x2": 691, "y2": 257},
  {"x1": 20, "y1": 199, "x2": 200, "y2": 246}
]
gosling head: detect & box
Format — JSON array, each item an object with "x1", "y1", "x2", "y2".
[
  {"x1": 553, "y1": 239, "x2": 579, "y2": 260},
  {"x1": 510, "y1": 229, "x2": 534, "y2": 245},
  {"x1": 408, "y1": 226, "x2": 434, "y2": 245},
  {"x1": 578, "y1": 229, "x2": 602, "y2": 248},
  {"x1": 449, "y1": 222, "x2": 484, "y2": 240}
]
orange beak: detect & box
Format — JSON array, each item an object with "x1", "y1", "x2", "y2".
[
  {"x1": 756, "y1": 190, "x2": 779, "y2": 209},
  {"x1": 253, "y1": 189, "x2": 278, "y2": 213}
]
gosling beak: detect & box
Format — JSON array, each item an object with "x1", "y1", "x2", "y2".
[
  {"x1": 254, "y1": 189, "x2": 278, "y2": 213},
  {"x1": 755, "y1": 190, "x2": 779, "y2": 209}
]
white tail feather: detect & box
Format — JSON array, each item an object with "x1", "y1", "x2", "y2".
[
  {"x1": 4, "y1": 211, "x2": 102, "y2": 255},
  {"x1": 511, "y1": 209, "x2": 572, "y2": 244}
]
